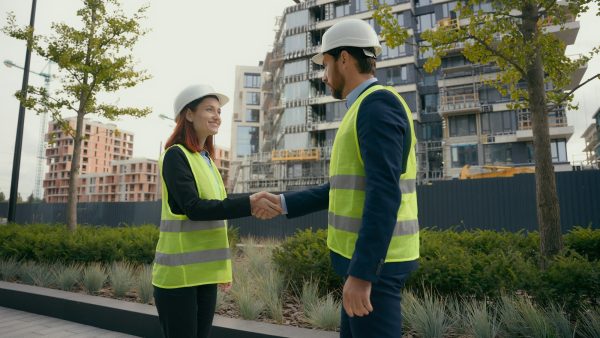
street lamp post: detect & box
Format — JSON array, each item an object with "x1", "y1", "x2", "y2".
[
  {"x1": 4, "y1": 59, "x2": 53, "y2": 201},
  {"x1": 8, "y1": 0, "x2": 37, "y2": 223}
]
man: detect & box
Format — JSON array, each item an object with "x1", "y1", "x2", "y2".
[{"x1": 257, "y1": 18, "x2": 419, "y2": 338}]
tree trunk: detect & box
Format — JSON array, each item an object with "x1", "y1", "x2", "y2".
[
  {"x1": 66, "y1": 5, "x2": 96, "y2": 232},
  {"x1": 66, "y1": 112, "x2": 85, "y2": 231},
  {"x1": 521, "y1": 3, "x2": 563, "y2": 261}
]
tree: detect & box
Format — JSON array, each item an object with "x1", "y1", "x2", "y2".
[
  {"x1": 371, "y1": 0, "x2": 600, "y2": 260},
  {"x1": 3, "y1": 0, "x2": 151, "y2": 231},
  {"x1": 0, "y1": 191, "x2": 5, "y2": 202},
  {"x1": 17, "y1": 193, "x2": 23, "y2": 204}
]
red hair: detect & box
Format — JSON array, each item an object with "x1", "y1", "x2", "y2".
[{"x1": 164, "y1": 113, "x2": 215, "y2": 157}]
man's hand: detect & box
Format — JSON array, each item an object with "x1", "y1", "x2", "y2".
[
  {"x1": 342, "y1": 275, "x2": 373, "y2": 317},
  {"x1": 249, "y1": 191, "x2": 282, "y2": 220}
]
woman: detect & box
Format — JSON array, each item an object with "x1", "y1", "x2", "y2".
[{"x1": 152, "y1": 84, "x2": 281, "y2": 338}]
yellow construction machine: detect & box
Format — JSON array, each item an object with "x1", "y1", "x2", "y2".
[{"x1": 459, "y1": 165, "x2": 535, "y2": 179}]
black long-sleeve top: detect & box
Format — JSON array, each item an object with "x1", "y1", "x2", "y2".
[{"x1": 162, "y1": 146, "x2": 252, "y2": 221}]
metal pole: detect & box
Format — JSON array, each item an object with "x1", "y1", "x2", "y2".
[{"x1": 8, "y1": 0, "x2": 38, "y2": 222}]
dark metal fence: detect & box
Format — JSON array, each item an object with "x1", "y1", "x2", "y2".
[{"x1": 1, "y1": 170, "x2": 598, "y2": 237}]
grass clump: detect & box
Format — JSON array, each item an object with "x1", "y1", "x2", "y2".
[
  {"x1": 135, "y1": 264, "x2": 154, "y2": 304},
  {"x1": 82, "y1": 263, "x2": 106, "y2": 294},
  {"x1": 306, "y1": 294, "x2": 341, "y2": 331},
  {"x1": 109, "y1": 261, "x2": 135, "y2": 298},
  {"x1": 53, "y1": 262, "x2": 81, "y2": 291}
]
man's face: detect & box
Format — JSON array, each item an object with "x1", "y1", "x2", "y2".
[{"x1": 321, "y1": 53, "x2": 345, "y2": 100}]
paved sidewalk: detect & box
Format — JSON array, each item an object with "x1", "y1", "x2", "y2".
[{"x1": 0, "y1": 306, "x2": 139, "y2": 338}]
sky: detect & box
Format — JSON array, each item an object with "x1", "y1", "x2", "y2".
[{"x1": 0, "y1": 1, "x2": 599, "y2": 198}]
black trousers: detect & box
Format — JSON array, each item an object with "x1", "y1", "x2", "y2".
[
  {"x1": 340, "y1": 272, "x2": 410, "y2": 338},
  {"x1": 154, "y1": 284, "x2": 217, "y2": 338}
]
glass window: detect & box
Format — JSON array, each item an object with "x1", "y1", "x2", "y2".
[
  {"x1": 442, "y1": 1, "x2": 458, "y2": 18},
  {"x1": 282, "y1": 107, "x2": 307, "y2": 126},
  {"x1": 284, "y1": 132, "x2": 309, "y2": 149},
  {"x1": 379, "y1": 42, "x2": 407, "y2": 60},
  {"x1": 326, "y1": 101, "x2": 348, "y2": 121},
  {"x1": 417, "y1": 13, "x2": 435, "y2": 32},
  {"x1": 451, "y1": 144, "x2": 478, "y2": 167},
  {"x1": 286, "y1": 9, "x2": 309, "y2": 29},
  {"x1": 236, "y1": 126, "x2": 259, "y2": 158},
  {"x1": 244, "y1": 73, "x2": 261, "y2": 88},
  {"x1": 449, "y1": 115, "x2": 477, "y2": 137},
  {"x1": 335, "y1": 3, "x2": 350, "y2": 17},
  {"x1": 245, "y1": 109, "x2": 260, "y2": 122},
  {"x1": 246, "y1": 92, "x2": 260, "y2": 105},
  {"x1": 284, "y1": 81, "x2": 310, "y2": 100},
  {"x1": 284, "y1": 60, "x2": 308, "y2": 77},
  {"x1": 416, "y1": 0, "x2": 432, "y2": 7},
  {"x1": 396, "y1": 12, "x2": 405, "y2": 28},
  {"x1": 285, "y1": 33, "x2": 306, "y2": 54},
  {"x1": 551, "y1": 139, "x2": 567, "y2": 163},
  {"x1": 481, "y1": 111, "x2": 517, "y2": 135},
  {"x1": 355, "y1": 0, "x2": 369, "y2": 13},
  {"x1": 420, "y1": 93, "x2": 438, "y2": 113},
  {"x1": 484, "y1": 142, "x2": 534, "y2": 165}
]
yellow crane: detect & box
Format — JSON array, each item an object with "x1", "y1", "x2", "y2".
[{"x1": 459, "y1": 165, "x2": 535, "y2": 179}]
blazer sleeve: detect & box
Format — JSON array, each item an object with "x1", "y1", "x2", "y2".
[
  {"x1": 282, "y1": 183, "x2": 330, "y2": 218},
  {"x1": 347, "y1": 89, "x2": 410, "y2": 282},
  {"x1": 162, "y1": 147, "x2": 252, "y2": 221}
]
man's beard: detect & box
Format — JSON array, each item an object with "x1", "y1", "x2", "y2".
[{"x1": 332, "y1": 88, "x2": 343, "y2": 99}]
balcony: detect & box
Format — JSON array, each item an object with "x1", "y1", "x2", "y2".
[
  {"x1": 516, "y1": 110, "x2": 574, "y2": 141},
  {"x1": 438, "y1": 93, "x2": 481, "y2": 115}
]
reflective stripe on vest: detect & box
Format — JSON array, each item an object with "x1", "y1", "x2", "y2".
[
  {"x1": 330, "y1": 175, "x2": 416, "y2": 194},
  {"x1": 328, "y1": 212, "x2": 419, "y2": 236},
  {"x1": 154, "y1": 248, "x2": 231, "y2": 266},
  {"x1": 159, "y1": 219, "x2": 225, "y2": 232},
  {"x1": 152, "y1": 144, "x2": 232, "y2": 289},
  {"x1": 328, "y1": 85, "x2": 420, "y2": 263}
]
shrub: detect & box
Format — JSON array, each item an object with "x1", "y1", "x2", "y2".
[
  {"x1": 305, "y1": 294, "x2": 341, "y2": 331},
  {"x1": 109, "y1": 261, "x2": 135, "y2": 298},
  {"x1": 82, "y1": 263, "x2": 106, "y2": 294},
  {"x1": 135, "y1": 264, "x2": 154, "y2": 304},
  {"x1": 272, "y1": 229, "x2": 342, "y2": 294},
  {"x1": 565, "y1": 226, "x2": 600, "y2": 261},
  {"x1": 53, "y1": 262, "x2": 81, "y2": 291},
  {"x1": 0, "y1": 257, "x2": 20, "y2": 281}
]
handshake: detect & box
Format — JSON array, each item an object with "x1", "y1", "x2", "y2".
[{"x1": 249, "y1": 191, "x2": 283, "y2": 220}]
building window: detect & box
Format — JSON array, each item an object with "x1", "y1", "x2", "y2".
[
  {"x1": 550, "y1": 139, "x2": 567, "y2": 163},
  {"x1": 415, "y1": 0, "x2": 432, "y2": 7},
  {"x1": 379, "y1": 42, "x2": 407, "y2": 60},
  {"x1": 481, "y1": 111, "x2": 517, "y2": 135},
  {"x1": 284, "y1": 60, "x2": 308, "y2": 77},
  {"x1": 484, "y1": 142, "x2": 534, "y2": 165},
  {"x1": 246, "y1": 109, "x2": 260, "y2": 122},
  {"x1": 449, "y1": 115, "x2": 477, "y2": 137},
  {"x1": 451, "y1": 144, "x2": 478, "y2": 167},
  {"x1": 355, "y1": 0, "x2": 369, "y2": 13},
  {"x1": 420, "y1": 93, "x2": 438, "y2": 114},
  {"x1": 417, "y1": 13, "x2": 435, "y2": 32},
  {"x1": 236, "y1": 126, "x2": 259, "y2": 158},
  {"x1": 335, "y1": 3, "x2": 350, "y2": 17},
  {"x1": 284, "y1": 33, "x2": 306, "y2": 54},
  {"x1": 246, "y1": 92, "x2": 260, "y2": 105},
  {"x1": 286, "y1": 9, "x2": 309, "y2": 29},
  {"x1": 244, "y1": 73, "x2": 261, "y2": 88}
]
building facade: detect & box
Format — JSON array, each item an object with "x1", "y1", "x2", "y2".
[
  {"x1": 213, "y1": 146, "x2": 231, "y2": 190},
  {"x1": 231, "y1": 0, "x2": 582, "y2": 192},
  {"x1": 581, "y1": 107, "x2": 600, "y2": 167},
  {"x1": 231, "y1": 65, "x2": 264, "y2": 160},
  {"x1": 43, "y1": 117, "x2": 159, "y2": 203}
]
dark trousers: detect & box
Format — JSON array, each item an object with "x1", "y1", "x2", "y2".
[
  {"x1": 340, "y1": 272, "x2": 410, "y2": 338},
  {"x1": 154, "y1": 284, "x2": 217, "y2": 338}
]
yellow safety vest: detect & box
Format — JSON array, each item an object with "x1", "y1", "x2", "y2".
[
  {"x1": 152, "y1": 144, "x2": 232, "y2": 288},
  {"x1": 328, "y1": 85, "x2": 420, "y2": 262}
]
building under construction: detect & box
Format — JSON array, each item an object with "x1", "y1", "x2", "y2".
[{"x1": 230, "y1": 0, "x2": 581, "y2": 193}]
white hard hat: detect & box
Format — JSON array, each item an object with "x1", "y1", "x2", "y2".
[
  {"x1": 173, "y1": 84, "x2": 229, "y2": 119},
  {"x1": 312, "y1": 19, "x2": 382, "y2": 65}
]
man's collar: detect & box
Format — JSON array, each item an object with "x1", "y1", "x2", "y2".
[{"x1": 345, "y1": 78, "x2": 378, "y2": 109}]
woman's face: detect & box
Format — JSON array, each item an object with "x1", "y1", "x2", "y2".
[{"x1": 185, "y1": 96, "x2": 222, "y2": 139}]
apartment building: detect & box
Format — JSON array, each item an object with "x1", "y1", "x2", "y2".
[
  {"x1": 581, "y1": 107, "x2": 600, "y2": 167},
  {"x1": 231, "y1": 65, "x2": 264, "y2": 160},
  {"x1": 231, "y1": 0, "x2": 582, "y2": 192},
  {"x1": 213, "y1": 146, "x2": 231, "y2": 190},
  {"x1": 43, "y1": 117, "x2": 159, "y2": 203}
]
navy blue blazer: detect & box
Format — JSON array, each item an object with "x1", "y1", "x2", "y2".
[{"x1": 283, "y1": 82, "x2": 418, "y2": 283}]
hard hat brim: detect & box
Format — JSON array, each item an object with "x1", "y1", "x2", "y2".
[{"x1": 311, "y1": 53, "x2": 324, "y2": 65}]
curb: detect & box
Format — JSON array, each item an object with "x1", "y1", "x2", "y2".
[{"x1": 0, "y1": 281, "x2": 336, "y2": 338}]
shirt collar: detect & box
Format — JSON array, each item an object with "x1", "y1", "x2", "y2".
[{"x1": 345, "y1": 77, "x2": 378, "y2": 109}]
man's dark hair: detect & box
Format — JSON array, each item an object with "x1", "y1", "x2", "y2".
[{"x1": 325, "y1": 46, "x2": 376, "y2": 74}]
